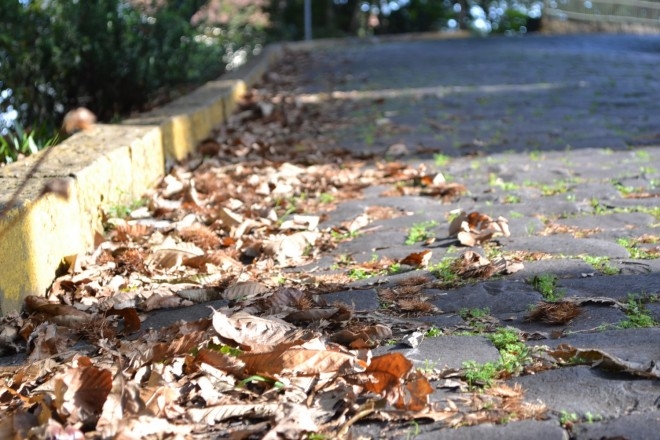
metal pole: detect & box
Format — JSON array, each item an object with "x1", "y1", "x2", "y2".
[{"x1": 304, "y1": 0, "x2": 312, "y2": 40}]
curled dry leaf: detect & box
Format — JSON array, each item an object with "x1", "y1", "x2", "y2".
[
  {"x1": 399, "y1": 250, "x2": 432, "y2": 268},
  {"x1": 450, "y1": 251, "x2": 495, "y2": 279},
  {"x1": 24, "y1": 295, "x2": 92, "y2": 328},
  {"x1": 105, "y1": 307, "x2": 141, "y2": 334},
  {"x1": 212, "y1": 310, "x2": 297, "y2": 351},
  {"x1": 142, "y1": 329, "x2": 209, "y2": 364},
  {"x1": 347, "y1": 213, "x2": 370, "y2": 233},
  {"x1": 285, "y1": 307, "x2": 342, "y2": 323},
  {"x1": 262, "y1": 231, "x2": 319, "y2": 264},
  {"x1": 56, "y1": 360, "x2": 113, "y2": 425},
  {"x1": 278, "y1": 214, "x2": 320, "y2": 231},
  {"x1": 195, "y1": 348, "x2": 245, "y2": 377},
  {"x1": 329, "y1": 324, "x2": 393, "y2": 348},
  {"x1": 263, "y1": 287, "x2": 308, "y2": 310},
  {"x1": 147, "y1": 245, "x2": 204, "y2": 270},
  {"x1": 448, "y1": 211, "x2": 510, "y2": 247},
  {"x1": 361, "y1": 352, "x2": 412, "y2": 394},
  {"x1": 399, "y1": 370, "x2": 433, "y2": 411},
  {"x1": 548, "y1": 343, "x2": 660, "y2": 379},
  {"x1": 27, "y1": 322, "x2": 79, "y2": 362}
]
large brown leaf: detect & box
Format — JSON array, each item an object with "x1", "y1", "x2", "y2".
[{"x1": 240, "y1": 345, "x2": 366, "y2": 376}]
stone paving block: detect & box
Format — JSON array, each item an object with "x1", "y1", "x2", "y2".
[
  {"x1": 542, "y1": 328, "x2": 660, "y2": 363},
  {"x1": 511, "y1": 366, "x2": 659, "y2": 418},
  {"x1": 572, "y1": 410, "x2": 660, "y2": 440},
  {"x1": 427, "y1": 281, "x2": 541, "y2": 315},
  {"x1": 511, "y1": 259, "x2": 597, "y2": 280},
  {"x1": 374, "y1": 335, "x2": 501, "y2": 371},
  {"x1": 559, "y1": 273, "x2": 660, "y2": 299},
  {"x1": 512, "y1": 305, "x2": 628, "y2": 334},
  {"x1": 321, "y1": 288, "x2": 380, "y2": 312},
  {"x1": 503, "y1": 236, "x2": 630, "y2": 258},
  {"x1": 560, "y1": 212, "x2": 657, "y2": 232},
  {"x1": 413, "y1": 420, "x2": 568, "y2": 440}
]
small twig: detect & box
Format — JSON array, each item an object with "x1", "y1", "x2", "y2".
[{"x1": 337, "y1": 400, "x2": 377, "y2": 437}]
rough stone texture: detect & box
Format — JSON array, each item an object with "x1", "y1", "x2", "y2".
[
  {"x1": 286, "y1": 34, "x2": 660, "y2": 438},
  {"x1": 413, "y1": 420, "x2": 568, "y2": 440},
  {"x1": 511, "y1": 366, "x2": 660, "y2": 419},
  {"x1": 374, "y1": 335, "x2": 501, "y2": 370},
  {"x1": 571, "y1": 411, "x2": 660, "y2": 440}
]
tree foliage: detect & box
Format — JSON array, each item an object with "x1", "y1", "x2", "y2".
[
  {"x1": 265, "y1": 0, "x2": 541, "y2": 40},
  {"x1": 0, "y1": 0, "x2": 265, "y2": 133}
]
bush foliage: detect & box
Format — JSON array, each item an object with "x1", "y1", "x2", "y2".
[{"x1": 0, "y1": 0, "x2": 265, "y2": 136}]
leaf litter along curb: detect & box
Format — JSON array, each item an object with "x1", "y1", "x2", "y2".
[{"x1": 0, "y1": 51, "x2": 550, "y2": 438}]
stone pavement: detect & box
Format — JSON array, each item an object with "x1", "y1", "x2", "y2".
[
  {"x1": 5, "y1": 34, "x2": 657, "y2": 438},
  {"x1": 285, "y1": 34, "x2": 660, "y2": 438}
]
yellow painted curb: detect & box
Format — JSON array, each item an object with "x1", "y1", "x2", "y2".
[
  {"x1": 0, "y1": 44, "x2": 284, "y2": 315},
  {"x1": 0, "y1": 32, "x2": 469, "y2": 315}
]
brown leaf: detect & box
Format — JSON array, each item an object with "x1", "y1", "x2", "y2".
[
  {"x1": 97, "y1": 372, "x2": 146, "y2": 437},
  {"x1": 285, "y1": 307, "x2": 342, "y2": 323},
  {"x1": 451, "y1": 251, "x2": 496, "y2": 279},
  {"x1": 141, "y1": 292, "x2": 193, "y2": 311},
  {"x1": 264, "y1": 287, "x2": 309, "y2": 310},
  {"x1": 262, "y1": 231, "x2": 319, "y2": 264},
  {"x1": 24, "y1": 296, "x2": 91, "y2": 328},
  {"x1": 240, "y1": 346, "x2": 366, "y2": 376},
  {"x1": 212, "y1": 310, "x2": 297, "y2": 351},
  {"x1": 449, "y1": 211, "x2": 510, "y2": 246},
  {"x1": 362, "y1": 352, "x2": 412, "y2": 394},
  {"x1": 329, "y1": 324, "x2": 392, "y2": 348},
  {"x1": 399, "y1": 250, "x2": 432, "y2": 268},
  {"x1": 223, "y1": 281, "x2": 269, "y2": 301},
  {"x1": 399, "y1": 370, "x2": 433, "y2": 411},
  {"x1": 196, "y1": 348, "x2": 245, "y2": 376},
  {"x1": 262, "y1": 403, "x2": 320, "y2": 440},
  {"x1": 145, "y1": 330, "x2": 208, "y2": 364},
  {"x1": 147, "y1": 245, "x2": 204, "y2": 269},
  {"x1": 105, "y1": 307, "x2": 141, "y2": 334},
  {"x1": 56, "y1": 359, "x2": 112, "y2": 424},
  {"x1": 548, "y1": 344, "x2": 660, "y2": 378}
]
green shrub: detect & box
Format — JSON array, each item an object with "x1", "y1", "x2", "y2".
[{"x1": 0, "y1": 0, "x2": 265, "y2": 145}]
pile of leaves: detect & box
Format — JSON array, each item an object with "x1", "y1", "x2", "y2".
[{"x1": 0, "y1": 51, "x2": 545, "y2": 439}]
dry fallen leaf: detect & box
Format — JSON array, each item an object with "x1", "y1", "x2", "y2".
[
  {"x1": 399, "y1": 250, "x2": 432, "y2": 268},
  {"x1": 449, "y1": 211, "x2": 510, "y2": 246},
  {"x1": 55, "y1": 359, "x2": 113, "y2": 425},
  {"x1": 24, "y1": 295, "x2": 92, "y2": 329},
  {"x1": 548, "y1": 343, "x2": 660, "y2": 379}
]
